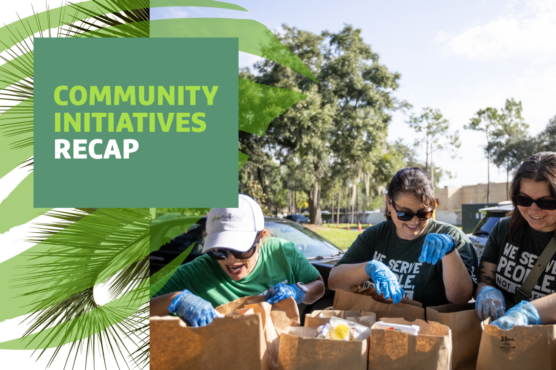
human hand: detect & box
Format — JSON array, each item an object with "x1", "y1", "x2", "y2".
[
  {"x1": 491, "y1": 300, "x2": 541, "y2": 330},
  {"x1": 265, "y1": 282, "x2": 305, "y2": 304},
  {"x1": 475, "y1": 286, "x2": 506, "y2": 321},
  {"x1": 418, "y1": 233, "x2": 456, "y2": 265},
  {"x1": 168, "y1": 290, "x2": 219, "y2": 327},
  {"x1": 364, "y1": 260, "x2": 404, "y2": 304}
]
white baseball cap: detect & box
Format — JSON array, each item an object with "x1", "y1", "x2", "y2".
[{"x1": 202, "y1": 194, "x2": 265, "y2": 253}]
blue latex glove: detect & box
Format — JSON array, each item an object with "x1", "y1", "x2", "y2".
[
  {"x1": 475, "y1": 286, "x2": 506, "y2": 321},
  {"x1": 265, "y1": 282, "x2": 305, "y2": 305},
  {"x1": 491, "y1": 300, "x2": 541, "y2": 330},
  {"x1": 418, "y1": 233, "x2": 456, "y2": 265},
  {"x1": 168, "y1": 290, "x2": 219, "y2": 327},
  {"x1": 365, "y1": 260, "x2": 404, "y2": 304}
]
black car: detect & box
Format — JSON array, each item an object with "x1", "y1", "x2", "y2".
[
  {"x1": 150, "y1": 216, "x2": 344, "y2": 318},
  {"x1": 285, "y1": 214, "x2": 309, "y2": 224},
  {"x1": 466, "y1": 201, "x2": 513, "y2": 258}
]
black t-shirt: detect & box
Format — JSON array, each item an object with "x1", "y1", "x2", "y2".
[
  {"x1": 481, "y1": 217, "x2": 556, "y2": 301},
  {"x1": 335, "y1": 219, "x2": 479, "y2": 307}
]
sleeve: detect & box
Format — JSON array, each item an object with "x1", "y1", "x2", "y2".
[
  {"x1": 444, "y1": 224, "x2": 480, "y2": 290},
  {"x1": 480, "y1": 218, "x2": 508, "y2": 265},
  {"x1": 281, "y1": 240, "x2": 320, "y2": 284},
  {"x1": 334, "y1": 226, "x2": 376, "y2": 267}
]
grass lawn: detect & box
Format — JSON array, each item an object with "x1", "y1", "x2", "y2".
[{"x1": 305, "y1": 225, "x2": 362, "y2": 249}]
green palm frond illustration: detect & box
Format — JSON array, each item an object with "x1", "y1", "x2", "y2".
[{"x1": 0, "y1": 0, "x2": 315, "y2": 368}]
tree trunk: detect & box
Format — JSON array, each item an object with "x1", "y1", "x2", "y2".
[
  {"x1": 364, "y1": 173, "x2": 370, "y2": 206},
  {"x1": 350, "y1": 182, "x2": 357, "y2": 224},
  {"x1": 506, "y1": 164, "x2": 509, "y2": 200},
  {"x1": 337, "y1": 183, "x2": 341, "y2": 224},
  {"x1": 287, "y1": 189, "x2": 291, "y2": 215},
  {"x1": 431, "y1": 149, "x2": 434, "y2": 187},
  {"x1": 256, "y1": 167, "x2": 269, "y2": 198},
  {"x1": 487, "y1": 132, "x2": 491, "y2": 203},
  {"x1": 331, "y1": 195, "x2": 334, "y2": 224},
  {"x1": 308, "y1": 178, "x2": 322, "y2": 225}
]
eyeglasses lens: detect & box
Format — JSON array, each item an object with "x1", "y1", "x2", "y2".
[{"x1": 513, "y1": 195, "x2": 556, "y2": 210}]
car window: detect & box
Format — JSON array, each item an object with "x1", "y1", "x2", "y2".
[
  {"x1": 266, "y1": 221, "x2": 341, "y2": 258},
  {"x1": 160, "y1": 223, "x2": 205, "y2": 253},
  {"x1": 473, "y1": 215, "x2": 503, "y2": 236}
]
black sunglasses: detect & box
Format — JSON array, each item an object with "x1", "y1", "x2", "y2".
[
  {"x1": 391, "y1": 200, "x2": 433, "y2": 221},
  {"x1": 512, "y1": 195, "x2": 556, "y2": 211},
  {"x1": 206, "y1": 232, "x2": 262, "y2": 260}
]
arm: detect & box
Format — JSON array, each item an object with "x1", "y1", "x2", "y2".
[
  {"x1": 150, "y1": 291, "x2": 181, "y2": 316},
  {"x1": 531, "y1": 293, "x2": 556, "y2": 325},
  {"x1": 303, "y1": 275, "x2": 325, "y2": 305},
  {"x1": 475, "y1": 260, "x2": 498, "y2": 297},
  {"x1": 442, "y1": 250, "x2": 474, "y2": 304},
  {"x1": 328, "y1": 262, "x2": 371, "y2": 291}
]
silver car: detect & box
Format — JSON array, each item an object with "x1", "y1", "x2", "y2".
[{"x1": 466, "y1": 201, "x2": 513, "y2": 258}]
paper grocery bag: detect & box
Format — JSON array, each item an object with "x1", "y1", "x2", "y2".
[
  {"x1": 476, "y1": 319, "x2": 556, "y2": 370},
  {"x1": 333, "y1": 289, "x2": 425, "y2": 321},
  {"x1": 304, "y1": 310, "x2": 376, "y2": 329},
  {"x1": 216, "y1": 296, "x2": 300, "y2": 370},
  {"x1": 278, "y1": 327, "x2": 368, "y2": 370},
  {"x1": 369, "y1": 318, "x2": 452, "y2": 370},
  {"x1": 150, "y1": 314, "x2": 265, "y2": 370},
  {"x1": 426, "y1": 303, "x2": 481, "y2": 370}
]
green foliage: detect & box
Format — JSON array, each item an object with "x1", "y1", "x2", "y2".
[
  {"x1": 243, "y1": 24, "x2": 405, "y2": 224},
  {"x1": 407, "y1": 107, "x2": 460, "y2": 185}
]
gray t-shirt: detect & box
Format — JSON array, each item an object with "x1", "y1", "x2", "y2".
[
  {"x1": 481, "y1": 217, "x2": 556, "y2": 301},
  {"x1": 335, "y1": 219, "x2": 479, "y2": 307}
]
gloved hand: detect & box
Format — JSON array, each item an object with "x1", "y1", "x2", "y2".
[
  {"x1": 265, "y1": 282, "x2": 305, "y2": 304},
  {"x1": 418, "y1": 233, "x2": 456, "y2": 265},
  {"x1": 475, "y1": 286, "x2": 506, "y2": 321},
  {"x1": 365, "y1": 260, "x2": 404, "y2": 304},
  {"x1": 491, "y1": 300, "x2": 541, "y2": 330},
  {"x1": 168, "y1": 290, "x2": 219, "y2": 327}
]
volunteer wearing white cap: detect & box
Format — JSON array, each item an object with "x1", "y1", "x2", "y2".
[{"x1": 150, "y1": 194, "x2": 325, "y2": 327}]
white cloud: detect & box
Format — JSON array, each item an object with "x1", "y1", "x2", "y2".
[{"x1": 437, "y1": 0, "x2": 556, "y2": 61}]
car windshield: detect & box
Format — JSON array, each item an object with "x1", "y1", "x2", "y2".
[
  {"x1": 473, "y1": 214, "x2": 503, "y2": 236},
  {"x1": 265, "y1": 220, "x2": 342, "y2": 258}
]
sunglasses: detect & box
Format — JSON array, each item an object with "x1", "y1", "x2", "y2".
[
  {"x1": 391, "y1": 200, "x2": 433, "y2": 221},
  {"x1": 206, "y1": 232, "x2": 261, "y2": 260},
  {"x1": 512, "y1": 195, "x2": 556, "y2": 211}
]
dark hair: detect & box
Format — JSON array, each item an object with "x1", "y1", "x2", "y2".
[
  {"x1": 384, "y1": 167, "x2": 436, "y2": 221},
  {"x1": 509, "y1": 152, "x2": 556, "y2": 239}
]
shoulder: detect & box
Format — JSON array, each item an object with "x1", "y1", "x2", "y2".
[
  {"x1": 430, "y1": 219, "x2": 469, "y2": 241},
  {"x1": 361, "y1": 220, "x2": 392, "y2": 237}
]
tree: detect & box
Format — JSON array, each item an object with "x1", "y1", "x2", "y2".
[
  {"x1": 250, "y1": 24, "x2": 404, "y2": 225},
  {"x1": 537, "y1": 115, "x2": 556, "y2": 152},
  {"x1": 489, "y1": 99, "x2": 531, "y2": 198},
  {"x1": 321, "y1": 25, "x2": 405, "y2": 224},
  {"x1": 407, "y1": 107, "x2": 460, "y2": 186},
  {"x1": 465, "y1": 107, "x2": 502, "y2": 202}
]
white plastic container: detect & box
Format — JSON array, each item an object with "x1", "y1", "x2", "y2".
[{"x1": 373, "y1": 321, "x2": 420, "y2": 336}]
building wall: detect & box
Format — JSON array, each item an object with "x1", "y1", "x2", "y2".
[{"x1": 435, "y1": 181, "x2": 510, "y2": 211}]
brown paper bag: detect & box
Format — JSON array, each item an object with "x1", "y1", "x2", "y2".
[
  {"x1": 369, "y1": 318, "x2": 452, "y2": 370},
  {"x1": 426, "y1": 303, "x2": 481, "y2": 370},
  {"x1": 278, "y1": 327, "x2": 368, "y2": 370},
  {"x1": 277, "y1": 309, "x2": 375, "y2": 370},
  {"x1": 304, "y1": 310, "x2": 376, "y2": 329},
  {"x1": 150, "y1": 314, "x2": 266, "y2": 370},
  {"x1": 217, "y1": 296, "x2": 300, "y2": 370},
  {"x1": 476, "y1": 319, "x2": 556, "y2": 370},
  {"x1": 333, "y1": 289, "x2": 425, "y2": 321}
]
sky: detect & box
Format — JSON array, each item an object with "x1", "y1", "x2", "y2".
[{"x1": 151, "y1": 0, "x2": 556, "y2": 188}]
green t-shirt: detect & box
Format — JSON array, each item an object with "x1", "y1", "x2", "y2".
[
  {"x1": 335, "y1": 219, "x2": 479, "y2": 307},
  {"x1": 481, "y1": 217, "x2": 556, "y2": 302},
  {"x1": 153, "y1": 237, "x2": 320, "y2": 307}
]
